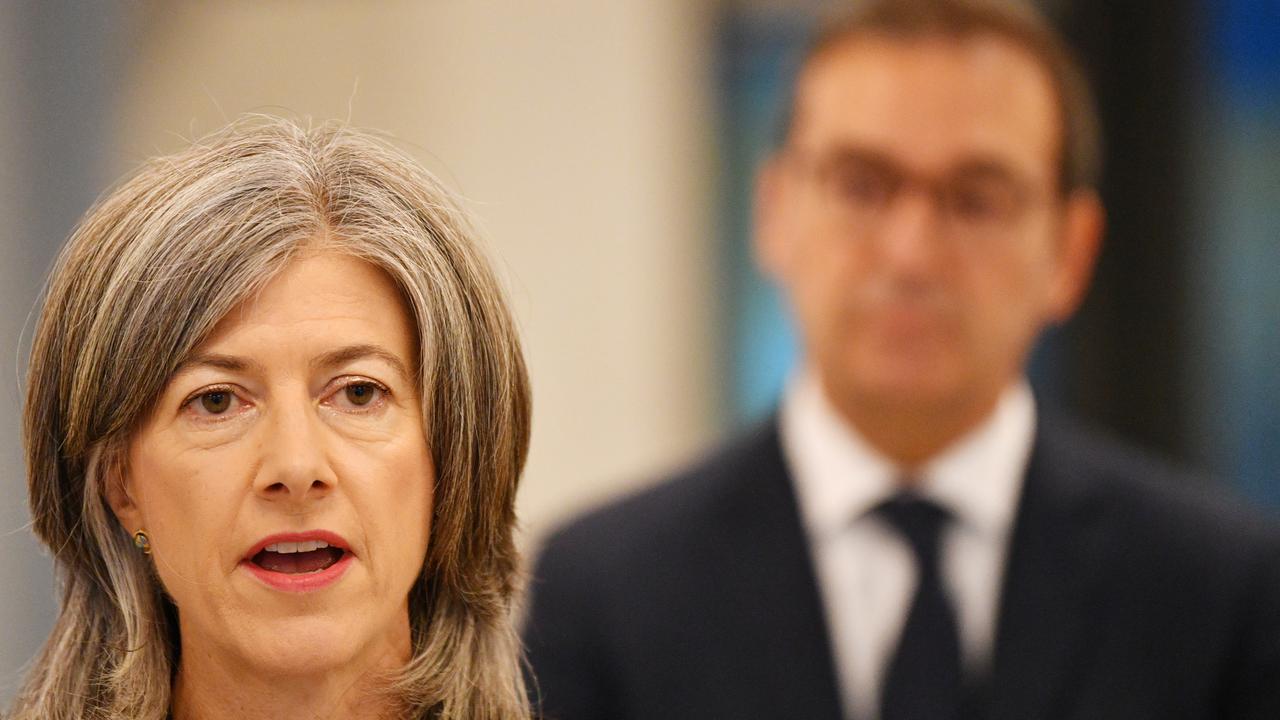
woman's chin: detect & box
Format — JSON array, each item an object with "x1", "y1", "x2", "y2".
[
  {"x1": 216, "y1": 613, "x2": 381, "y2": 677},
  {"x1": 177, "y1": 573, "x2": 413, "y2": 679}
]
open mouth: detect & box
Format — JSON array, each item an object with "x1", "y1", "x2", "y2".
[
  {"x1": 241, "y1": 531, "x2": 354, "y2": 592},
  {"x1": 250, "y1": 540, "x2": 346, "y2": 575}
]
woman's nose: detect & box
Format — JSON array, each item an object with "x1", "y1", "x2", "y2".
[{"x1": 253, "y1": 399, "x2": 336, "y2": 504}]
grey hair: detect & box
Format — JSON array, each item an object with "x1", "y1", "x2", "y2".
[{"x1": 12, "y1": 116, "x2": 533, "y2": 719}]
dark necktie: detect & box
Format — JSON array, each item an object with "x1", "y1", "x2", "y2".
[{"x1": 876, "y1": 492, "x2": 962, "y2": 720}]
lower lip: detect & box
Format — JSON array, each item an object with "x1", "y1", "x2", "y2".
[{"x1": 240, "y1": 552, "x2": 354, "y2": 593}]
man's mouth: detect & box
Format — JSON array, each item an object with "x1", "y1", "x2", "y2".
[{"x1": 251, "y1": 540, "x2": 346, "y2": 575}]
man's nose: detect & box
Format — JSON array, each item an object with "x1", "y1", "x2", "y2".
[
  {"x1": 253, "y1": 398, "x2": 336, "y2": 504},
  {"x1": 875, "y1": 185, "x2": 946, "y2": 273}
]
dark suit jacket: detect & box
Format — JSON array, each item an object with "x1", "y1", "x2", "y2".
[{"x1": 523, "y1": 415, "x2": 1280, "y2": 720}]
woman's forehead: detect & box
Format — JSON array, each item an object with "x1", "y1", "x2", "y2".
[{"x1": 189, "y1": 250, "x2": 417, "y2": 373}]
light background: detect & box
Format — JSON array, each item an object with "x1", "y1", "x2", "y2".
[
  {"x1": 1, "y1": 0, "x2": 1276, "y2": 705},
  {"x1": 1, "y1": 1, "x2": 722, "y2": 700}
]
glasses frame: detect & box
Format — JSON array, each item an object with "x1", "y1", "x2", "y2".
[{"x1": 782, "y1": 145, "x2": 1057, "y2": 244}]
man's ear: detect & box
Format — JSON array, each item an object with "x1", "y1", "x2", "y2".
[
  {"x1": 753, "y1": 154, "x2": 793, "y2": 282},
  {"x1": 1047, "y1": 188, "x2": 1105, "y2": 323}
]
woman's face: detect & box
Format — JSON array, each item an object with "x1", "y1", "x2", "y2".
[{"x1": 111, "y1": 249, "x2": 433, "y2": 676}]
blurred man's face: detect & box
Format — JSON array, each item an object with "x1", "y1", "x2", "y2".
[{"x1": 758, "y1": 35, "x2": 1099, "y2": 454}]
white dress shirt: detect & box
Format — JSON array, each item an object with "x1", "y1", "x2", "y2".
[{"x1": 779, "y1": 371, "x2": 1035, "y2": 720}]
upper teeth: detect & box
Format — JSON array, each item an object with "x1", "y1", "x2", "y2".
[{"x1": 265, "y1": 540, "x2": 330, "y2": 553}]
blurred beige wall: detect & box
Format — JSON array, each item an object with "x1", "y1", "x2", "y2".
[{"x1": 113, "y1": 0, "x2": 722, "y2": 549}]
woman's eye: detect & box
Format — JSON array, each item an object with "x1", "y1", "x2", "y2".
[
  {"x1": 346, "y1": 383, "x2": 376, "y2": 406},
  {"x1": 185, "y1": 388, "x2": 242, "y2": 418},
  {"x1": 201, "y1": 391, "x2": 232, "y2": 414},
  {"x1": 333, "y1": 380, "x2": 387, "y2": 410}
]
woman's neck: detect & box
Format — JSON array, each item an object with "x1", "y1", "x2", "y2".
[{"x1": 171, "y1": 627, "x2": 411, "y2": 720}]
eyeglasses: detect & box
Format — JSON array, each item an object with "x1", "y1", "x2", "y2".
[{"x1": 785, "y1": 147, "x2": 1049, "y2": 242}]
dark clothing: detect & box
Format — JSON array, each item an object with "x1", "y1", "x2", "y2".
[{"x1": 524, "y1": 415, "x2": 1280, "y2": 720}]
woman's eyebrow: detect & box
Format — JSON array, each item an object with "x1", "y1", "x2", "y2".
[
  {"x1": 174, "y1": 346, "x2": 410, "y2": 381},
  {"x1": 312, "y1": 344, "x2": 411, "y2": 381},
  {"x1": 175, "y1": 353, "x2": 265, "y2": 376}
]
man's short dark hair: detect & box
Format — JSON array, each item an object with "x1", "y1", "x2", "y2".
[{"x1": 782, "y1": 0, "x2": 1101, "y2": 194}]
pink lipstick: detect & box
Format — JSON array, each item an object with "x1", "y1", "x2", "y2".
[{"x1": 240, "y1": 530, "x2": 353, "y2": 593}]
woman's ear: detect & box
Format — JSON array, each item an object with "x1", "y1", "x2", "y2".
[{"x1": 103, "y1": 463, "x2": 143, "y2": 533}]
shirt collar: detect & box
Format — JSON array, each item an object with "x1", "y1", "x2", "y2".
[{"x1": 780, "y1": 369, "x2": 1035, "y2": 542}]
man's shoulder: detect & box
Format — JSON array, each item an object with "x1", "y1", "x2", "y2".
[
  {"x1": 533, "y1": 411, "x2": 1280, "y2": 583},
  {"x1": 1035, "y1": 413, "x2": 1280, "y2": 553},
  {"x1": 534, "y1": 419, "x2": 782, "y2": 576}
]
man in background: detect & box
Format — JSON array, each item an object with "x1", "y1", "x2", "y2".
[{"x1": 524, "y1": 1, "x2": 1280, "y2": 718}]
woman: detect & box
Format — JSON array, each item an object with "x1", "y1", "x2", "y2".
[{"x1": 11, "y1": 117, "x2": 532, "y2": 720}]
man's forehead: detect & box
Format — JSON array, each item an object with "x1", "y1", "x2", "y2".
[{"x1": 792, "y1": 34, "x2": 1061, "y2": 179}]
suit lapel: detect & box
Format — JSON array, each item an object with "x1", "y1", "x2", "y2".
[
  {"x1": 987, "y1": 419, "x2": 1113, "y2": 720},
  {"x1": 710, "y1": 418, "x2": 845, "y2": 720}
]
